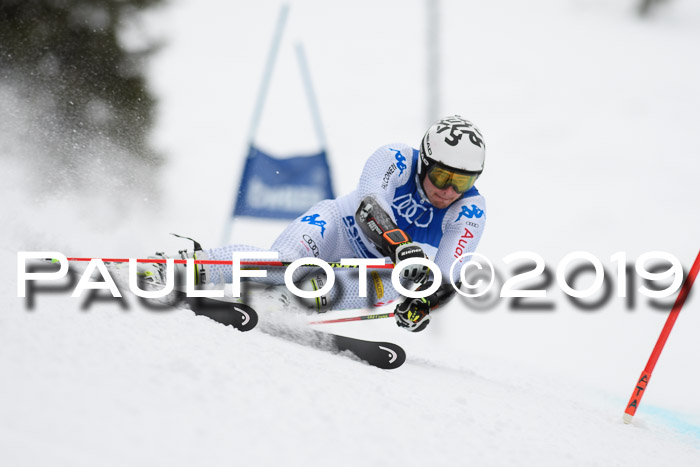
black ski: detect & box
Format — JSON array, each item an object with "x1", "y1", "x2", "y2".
[
  {"x1": 124, "y1": 270, "x2": 259, "y2": 332},
  {"x1": 311, "y1": 330, "x2": 406, "y2": 370},
  {"x1": 38, "y1": 259, "x2": 259, "y2": 332},
  {"x1": 129, "y1": 272, "x2": 259, "y2": 332},
  {"x1": 176, "y1": 292, "x2": 258, "y2": 332},
  {"x1": 129, "y1": 286, "x2": 258, "y2": 332}
]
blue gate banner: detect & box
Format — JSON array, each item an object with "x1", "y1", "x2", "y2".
[{"x1": 234, "y1": 145, "x2": 335, "y2": 219}]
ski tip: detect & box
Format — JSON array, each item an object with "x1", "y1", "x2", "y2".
[
  {"x1": 330, "y1": 334, "x2": 406, "y2": 370},
  {"x1": 377, "y1": 344, "x2": 406, "y2": 370},
  {"x1": 622, "y1": 413, "x2": 633, "y2": 424},
  {"x1": 186, "y1": 297, "x2": 259, "y2": 332},
  {"x1": 232, "y1": 302, "x2": 258, "y2": 332}
]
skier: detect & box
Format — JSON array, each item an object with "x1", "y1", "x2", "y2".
[{"x1": 144, "y1": 115, "x2": 487, "y2": 332}]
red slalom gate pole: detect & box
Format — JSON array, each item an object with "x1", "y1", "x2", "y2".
[
  {"x1": 623, "y1": 250, "x2": 700, "y2": 424},
  {"x1": 309, "y1": 312, "x2": 395, "y2": 325}
]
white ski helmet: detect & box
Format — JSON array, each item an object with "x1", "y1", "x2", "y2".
[{"x1": 418, "y1": 115, "x2": 486, "y2": 182}]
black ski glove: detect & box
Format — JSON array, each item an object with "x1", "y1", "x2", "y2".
[
  {"x1": 394, "y1": 296, "x2": 432, "y2": 332},
  {"x1": 393, "y1": 242, "x2": 429, "y2": 284}
]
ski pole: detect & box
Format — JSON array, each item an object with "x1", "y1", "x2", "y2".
[
  {"x1": 309, "y1": 312, "x2": 395, "y2": 325},
  {"x1": 64, "y1": 258, "x2": 394, "y2": 269},
  {"x1": 623, "y1": 249, "x2": 700, "y2": 423}
]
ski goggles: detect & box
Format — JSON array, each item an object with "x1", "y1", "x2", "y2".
[{"x1": 426, "y1": 165, "x2": 479, "y2": 194}]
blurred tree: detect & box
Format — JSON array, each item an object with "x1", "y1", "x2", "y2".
[
  {"x1": 0, "y1": 0, "x2": 164, "y2": 159},
  {"x1": 638, "y1": 0, "x2": 670, "y2": 17}
]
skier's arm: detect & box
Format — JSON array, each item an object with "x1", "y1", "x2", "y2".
[
  {"x1": 433, "y1": 197, "x2": 487, "y2": 284},
  {"x1": 355, "y1": 195, "x2": 429, "y2": 284},
  {"x1": 355, "y1": 144, "x2": 414, "y2": 217},
  {"x1": 395, "y1": 197, "x2": 486, "y2": 332}
]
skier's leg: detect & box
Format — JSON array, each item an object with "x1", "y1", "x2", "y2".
[
  {"x1": 206, "y1": 200, "x2": 347, "y2": 285},
  {"x1": 206, "y1": 243, "x2": 284, "y2": 285},
  {"x1": 207, "y1": 200, "x2": 408, "y2": 312},
  {"x1": 273, "y1": 201, "x2": 405, "y2": 312},
  {"x1": 256, "y1": 199, "x2": 368, "y2": 312},
  {"x1": 320, "y1": 268, "x2": 402, "y2": 310}
]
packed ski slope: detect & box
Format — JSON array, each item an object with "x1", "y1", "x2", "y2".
[
  {"x1": 2, "y1": 280, "x2": 699, "y2": 467},
  {"x1": 3, "y1": 0, "x2": 700, "y2": 466}
]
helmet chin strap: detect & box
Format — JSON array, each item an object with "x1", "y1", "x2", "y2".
[{"x1": 415, "y1": 172, "x2": 430, "y2": 204}]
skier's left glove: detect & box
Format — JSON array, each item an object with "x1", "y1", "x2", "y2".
[{"x1": 394, "y1": 296, "x2": 431, "y2": 332}]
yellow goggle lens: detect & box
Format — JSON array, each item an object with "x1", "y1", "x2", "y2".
[{"x1": 427, "y1": 166, "x2": 477, "y2": 193}]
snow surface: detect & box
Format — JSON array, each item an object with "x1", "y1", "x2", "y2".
[{"x1": 2, "y1": 0, "x2": 700, "y2": 466}]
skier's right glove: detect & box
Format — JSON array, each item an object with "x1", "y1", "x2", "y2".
[
  {"x1": 394, "y1": 296, "x2": 431, "y2": 332},
  {"x1": 393, "y1": 242, "x2": 429, "y2": 284}
]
